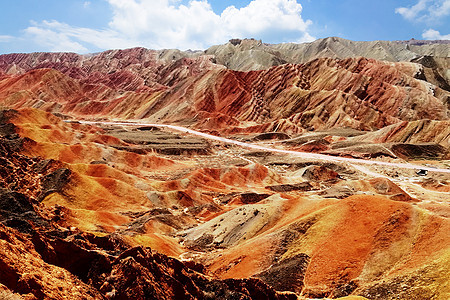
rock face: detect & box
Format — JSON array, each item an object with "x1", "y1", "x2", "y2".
[
  {"x1": 0, "y1": 223, "x2": 296, "y2": 300},
  {"x1": 0, "y1": 54, "x2": 448, "y2": 135},
  {"x1": 0, "y1": 38, "x2": 449, "y2": 300},
  {"x1": 347, "y1": 119, "x2": 450, "y2": 148},
  {"x1": 0, "y1": 112, "x2": 296, "y2": 300},
  {"x1": 0, "y1": 224, "x2": 104, "y2": 300}
]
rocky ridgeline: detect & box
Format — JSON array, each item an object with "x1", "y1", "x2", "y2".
[
  {"x1": 0, "y1": 110, "x2": 297, "y2": 299},
  {"x1": 0, "y1": 37, "x2": 448, "y2": 89},
  {"x1": 0, "y1": 38, "x2": 449, "y2": 300},
  {"x1": 0, "y1": 55, "x2": 448, "y2": 135}
]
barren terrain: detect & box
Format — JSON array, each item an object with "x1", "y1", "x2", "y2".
[{"x1": 0, "y1": 39, "x2": 449, "y2": 299}]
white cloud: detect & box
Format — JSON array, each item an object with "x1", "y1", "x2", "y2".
[
  {"x1": 395, "y1": 0, "x2": 429, "y2": 20},
  {"x1": 22, "y1": 0, "x2": 314, "y2": 53},
  {"x1": 24, "y1": 23, "x2": 88, "y2": 53},
  {"x1": 24, "y1": 20, "x2": 137, "y2": 52},
  {"x1": 297, "y1": 32, "x2": 315, "y2": 43},
  {"x1": 83, "y1": 1, "x2": 91, "y2": 9},
  {"x1": 220, "y1": 0, "x2": 312, "y2": 40},
  {"x1": 428, "y1": 0, "x2": 450, "y2": 17},
  {"x1": 107, "y1": 0, "x2": 224, "y2": 49},
  {"x1": 395, "y1": 0, "x2": 450, "y2": 22},
  {"x1": 0, "y1": 35, "x2": 13, "y2": 42},
  {"x1": 106, "y1": 0, "x2": 314, "y2": 49},
  {"x1": 422, "y1": 28, "x2": 450, "y2": 40}
]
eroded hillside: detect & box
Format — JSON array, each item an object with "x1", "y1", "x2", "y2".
[
  {"x1": 0, "y1": 51, "x2": 448, "y2": 134},
  {"x1": 0, "y1": 106, "x2": 448, "y2": 299},
  {"x1": 0, "y1": 40, "x2": 449, "y2": 299}
]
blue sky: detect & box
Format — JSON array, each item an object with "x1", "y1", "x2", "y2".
[{"x1": 0, "y1": 0, "x2": 449, "y2": 54}]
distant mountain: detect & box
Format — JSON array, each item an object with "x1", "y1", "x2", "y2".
[
  {"x1": 207, "y1": 37, "x2": 449, "y2": 69},
  {"x1": 0, "y1": 38, "x2": 448, "y2": 134},
  {"x1": 0, "y1": 54, "x2": 448, "y2": 134},
  {"x1": 1, "y1": 37, "x2": 449, "y2": 91},
  {"x1": 205, "y1": 37, "x2": 450, "y2": 90},
  {"x1": 1, "y1": 38, "x2": 450, "y2": 300}
]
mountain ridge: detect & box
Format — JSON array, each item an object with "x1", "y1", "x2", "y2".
[
  {"x1": 1, "y1": 37, "x2": 449, "y2": 92},
  {"x1": 0, "y1": 37, "x2": 449, "y2": 299},
  {"x1": 0, "y1": 55, "x2": 448, "y2": 135}
]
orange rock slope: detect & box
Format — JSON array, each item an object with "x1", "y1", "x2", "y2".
[
  {"x1": 0, "y1": 108, "x2": 303, "y2": 299},
  {"x1": 199, "y1": 195, "x2": 450, "y2": 298},
  {"x1": 1, "y1": 107, "x2": 448, "y2": 299},
  {"x1": 0, "y1": 44, "x2": 449, "y2": 299},
  {"x1": 0, "y1": 50, "x2": 448, "y2": 134}
]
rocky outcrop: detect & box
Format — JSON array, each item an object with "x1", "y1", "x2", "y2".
[
  {"x1": 0, "y1": 112, "x2": 297, "y2": 300},
  {"x1": 346, "y1": 120, "x2": 450, "y2": 148},
  {"x1": 411, "y1": 56, "x2": 450, "y2": 91},
  {"x1": 98, "y1": 246, "x2": 297, "y2": 300},
  {"x1": 0, "y1": 224, "x2": 104, "y2": 299},
  {"x1": 0, "y1": 221, "x2": 297, "y2": 300},
  {"x1": 0, "y1": 56, "x2": 448, "y2": 134}
]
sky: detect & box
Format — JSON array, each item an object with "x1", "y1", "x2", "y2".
[{"x1": 0, "y1": 0, "x2": 449, "y2": 54}]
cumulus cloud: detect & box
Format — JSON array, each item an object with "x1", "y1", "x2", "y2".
[
  {"x1": 22, "y1": 0, "x2": 314, "y2": 53},
  {"x1": 0, "y1": 35, "x2": 13, "y2": 42},
  {"x1": 24, "y1": 22, "x2": 88, "y2": 53},
  {"x1": 395, "y1": 0, "x2": 429, "y2": 20},
  {"x1": 429, "y1": 0, "x2": 450, "y2": 17},
  {"x1": 107, "y1": 0, "x2": 224, "y2": 49},
  {"x1": 220, "y1": 0, "x2": 312, "y2": 43},
  {"x1": 422, "y1": 28, "x2": 450, "y2": 40},
  {"x1": 24, "y1": 20, "x2": 138, "y2": 52},
  {"x1": 395, "y1": 0, "x2": 450, "y2": 22},
  {"x1": 107, "y1": 0, "x2": 313, "y2": 49}
]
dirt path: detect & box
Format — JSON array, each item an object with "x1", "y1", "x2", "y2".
[{"x1": 75, "y1": 120, "x2": 450, "y2": 174}]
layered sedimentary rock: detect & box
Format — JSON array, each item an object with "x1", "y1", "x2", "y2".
[
  {"x1": 0, "y1": 39, "x2": 449, "y2": 299},
  {"x1": 1, "y1": 107, "x2": 448, "y2": 299},
  {"x1": 0, "y1": 109, "x2": 299, "y2": 300},
  {"x1": 0, "y1": 54, "x2": 448, "y2": 135},
  {"x1": 347, "y1": 119, "x2": 450, "y2": 147},
  {"x1": 204, "y1": 38, "x2": 450, "y2": 92},
  {"x1": 190, "y1": 194, "x2": 449, "y2": 298}
]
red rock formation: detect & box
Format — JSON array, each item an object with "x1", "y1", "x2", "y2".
[
  {"x1": 349, "y1": 119, "x2": 450, "y2": 147},
  {"x1": 0, "y1": 51, "x2": 448, "y2": 134},
  {"x1": 0, "y1": 224, "x2": 104, "y2": 299},
  {"x1": 0, "y1": 45, "x2": 448, "y2": 300},
  {"x1": 0, "y1": 111, "x2": 299, "y2": 300}
]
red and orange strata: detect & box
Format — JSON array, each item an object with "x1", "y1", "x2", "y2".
[
  {"x1": 0, "y1": 44, "x2": 448, "y2": 299},
  {"x1": 0, "y1": 53, "x2": 448, "y2": 134}
]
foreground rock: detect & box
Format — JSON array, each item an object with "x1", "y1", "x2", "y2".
[
  {"x1": 0, "y1": 130, "x2": 296, "y2": 299},
  {"x1": 0, "y1": 222, "x2": 299, "y2": 300},
  {"x1": 0, "y1": 49, "x2": 448, "y2": 135},
  {"x1": 0, "y1": 103, "x2": 448, "y2": 299}
]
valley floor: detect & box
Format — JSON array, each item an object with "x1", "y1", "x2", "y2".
[{"x1": 1, "y1": 108, "x2": 448, "y2": 299}]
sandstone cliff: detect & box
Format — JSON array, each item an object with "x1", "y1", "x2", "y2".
[{"x1": 0, "y1": 55, "x2": 448, "y2": 135}]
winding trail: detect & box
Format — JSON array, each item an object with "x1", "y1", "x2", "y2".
[{"x1": 75, "y1": 120, "x2": 450, "y2": 174}]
